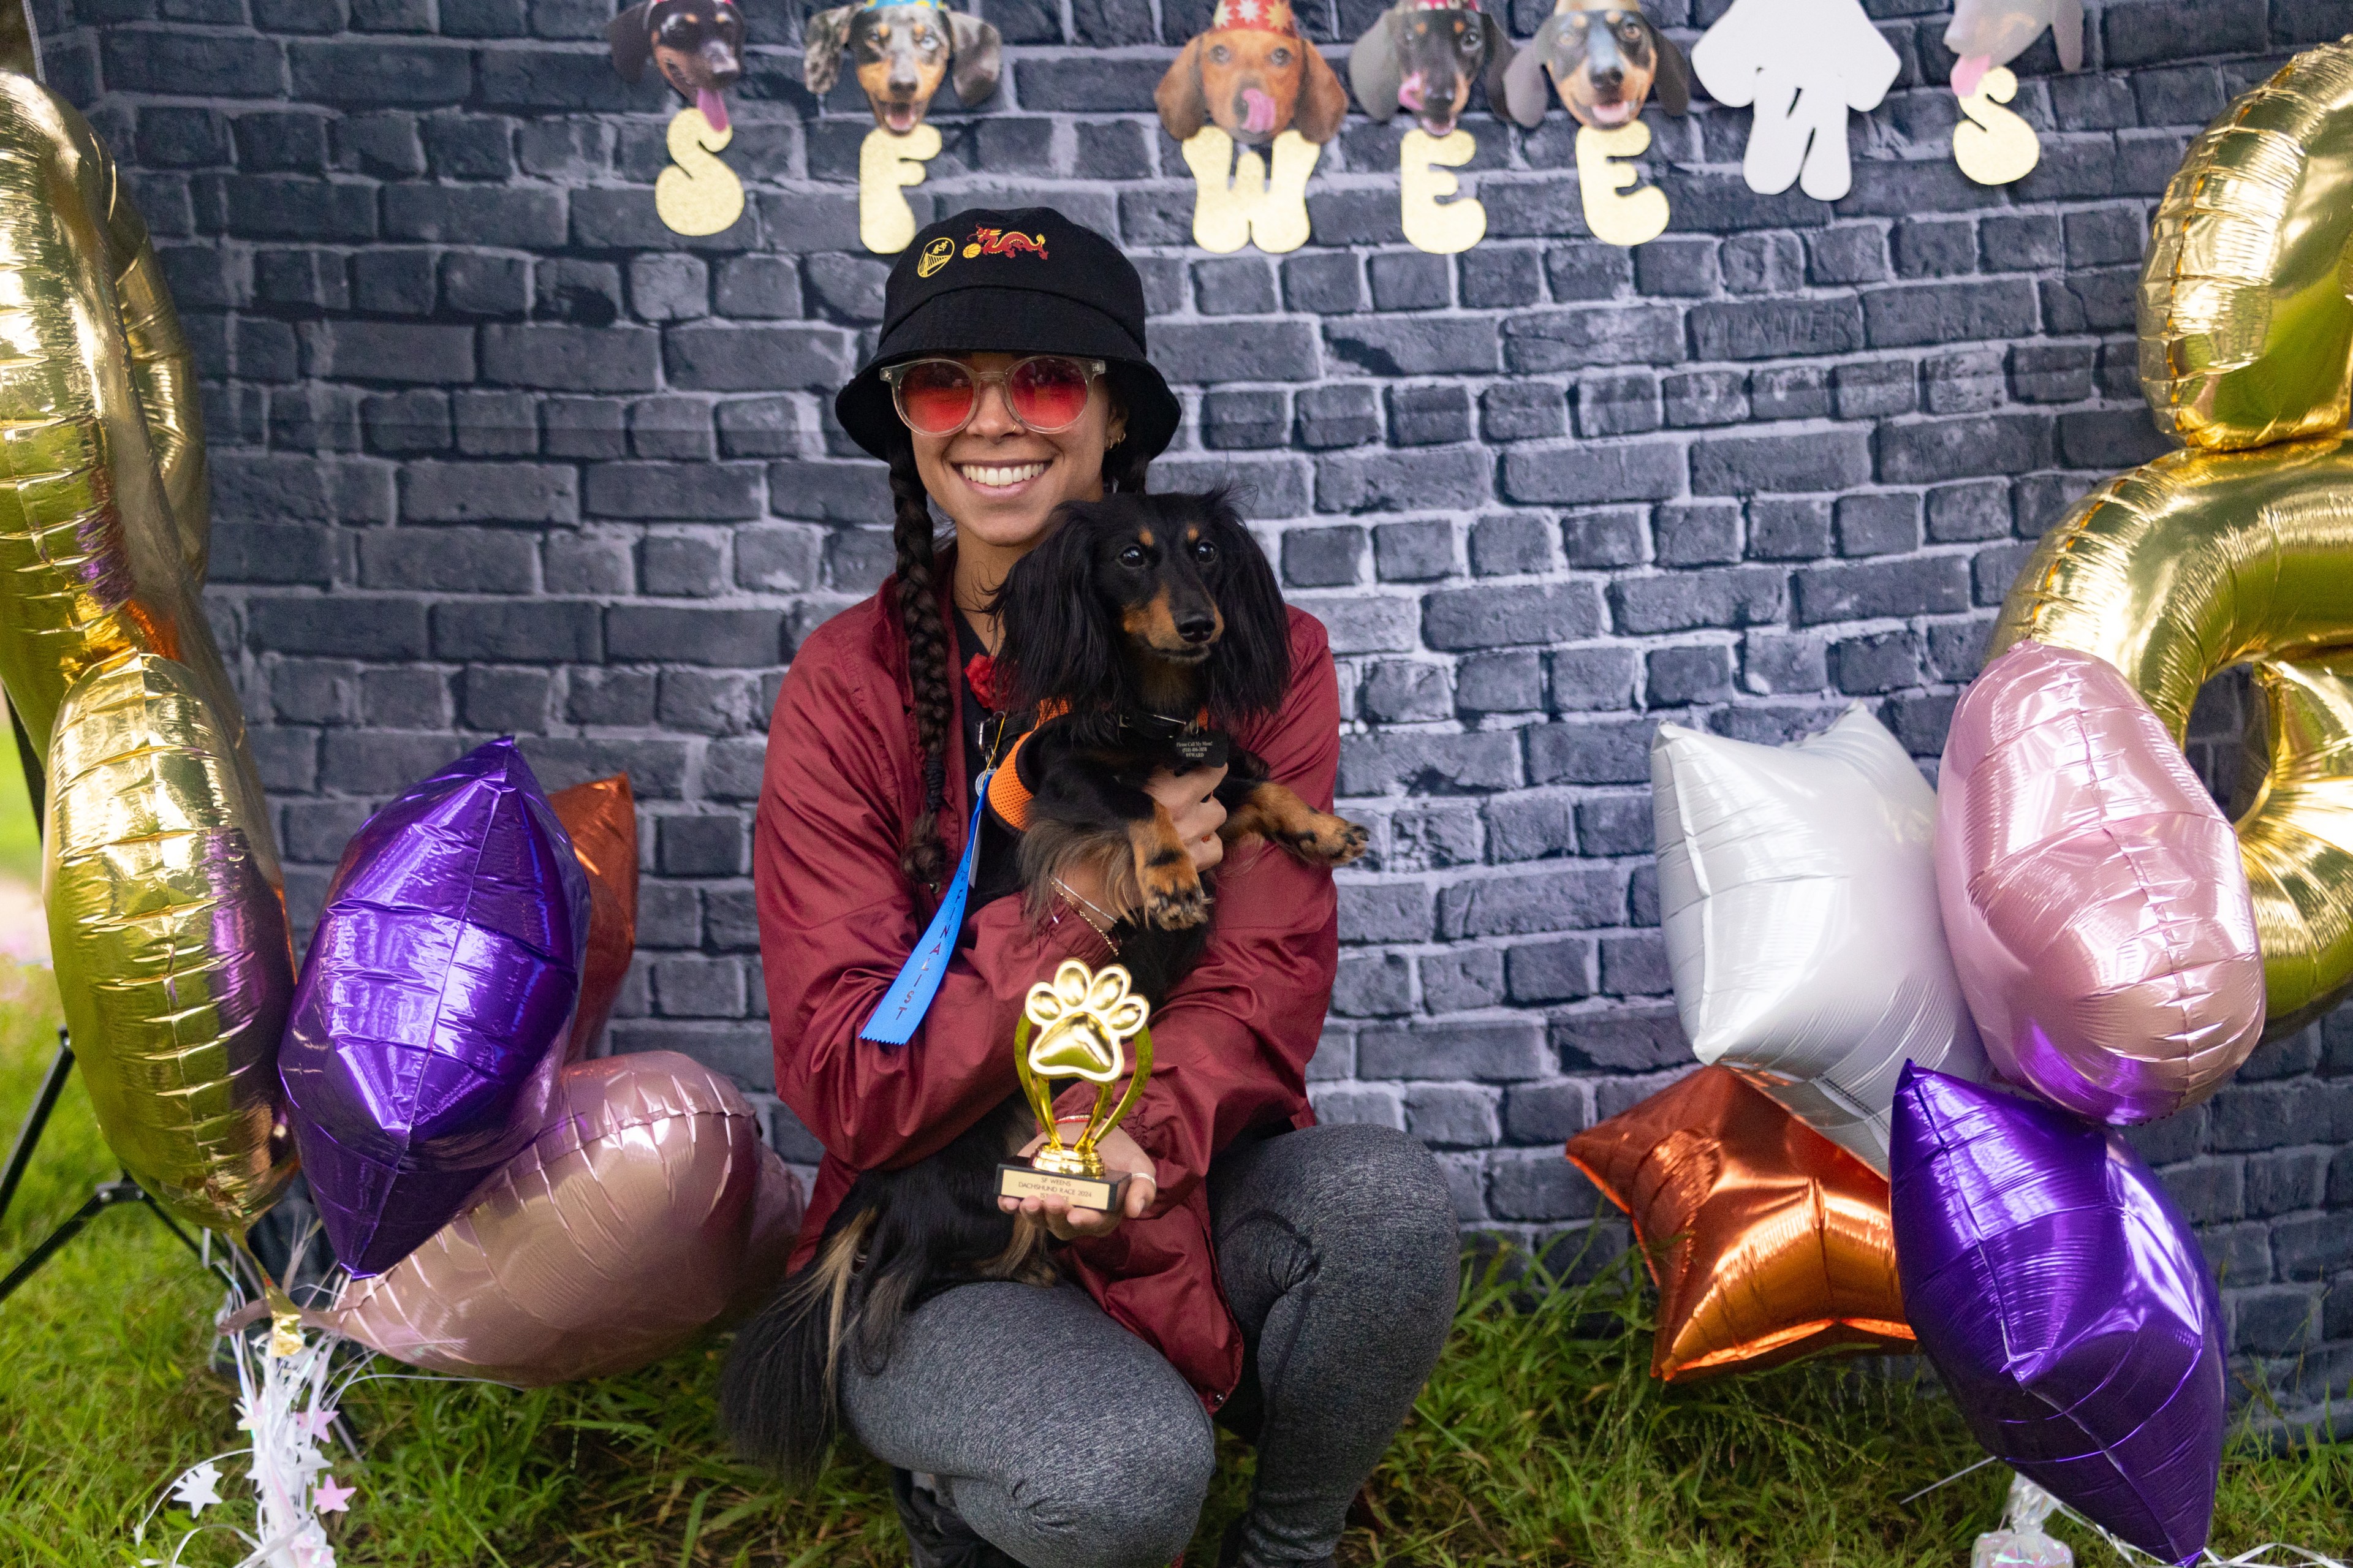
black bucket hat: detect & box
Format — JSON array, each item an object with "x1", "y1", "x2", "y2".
[{"x1": 835, "y1": 206, "x2": 1182, "y2": 465}]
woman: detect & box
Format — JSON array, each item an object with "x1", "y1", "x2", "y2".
[{"x1": 750, "y1": 206, "x2": 1458, "y2": 1568}]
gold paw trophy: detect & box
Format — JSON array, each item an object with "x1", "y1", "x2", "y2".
[{"x1": 998, "y1": 960, "x2": 1153, "y2": 1212}]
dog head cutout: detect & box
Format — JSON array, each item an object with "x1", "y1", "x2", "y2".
[
  {"x1": 1349, "y1": 0, "x2": 1514, "y2": 139},
  {"x1": 805, "y1": 0, "x2": 1002, "y2": 134},
  {"x1": 1156, "y1": 0, "x2": 1350, "y2": 148},
  {"x1": 1504, "y1": 0, "x2": 1689, "y2": 130},
  {"x1": 610, "y1": 0, "x2": 747, "y2": 134},
  {"x1": 1944, "y1": 0, "x2": 2083, "y2": 95}
]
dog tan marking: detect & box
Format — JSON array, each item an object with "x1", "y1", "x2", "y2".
[
  {"x1": 1132, "y1": 803, "x2": 1210, "y2": 926},
  {"x1": 1138, "y1": 528, "x2": 1154, "y2": 547},
  {"x1": 1224, "y1": 781, "x2": 1370, "y2": 866},
  {"x1": 1123, "y1": 589, "x2": 1194, "y2": 656}
]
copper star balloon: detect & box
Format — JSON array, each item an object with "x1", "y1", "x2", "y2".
[
  {"x1": 548, "y1": 773, "x2": 638, "y2": 1062},
  {"x1": 1891, "y1": 1064, "x2": 2225, "y2": 1566},
  {"x1": 1938, "y1": 640, "x2": 2265, "y2": 1123},
  {"x1": 279, "y1": 738, "x2": 591, "y2": 1278},
  {"x1": 44, "y1": 654, "x2": 295, "y2": 1237},
  {"x1": 1566, "y1": 1066, "x2": 1912, "y2": 1382},
  {"x1": 328, "y1": 1052, "x2": 803, "y2": 1387}
]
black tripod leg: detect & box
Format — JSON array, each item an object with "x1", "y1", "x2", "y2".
[
  {"x1": 7, "y1": 691, "x2": 41, "y2": 830},
  {"x1": 0, "y1": 1184, "x2": 112, "y2": 1303},
  {"x1": 134, "y1": 1185, "x2": 208, "y2": 1269},
  {"x1": 0, "y1": 1032, "x2": 71, "y2": 1230}
]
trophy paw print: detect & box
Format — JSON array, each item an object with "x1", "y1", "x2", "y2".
[{"x1": 996, "y1": 960, "x2": 1154, "y2": 1212}]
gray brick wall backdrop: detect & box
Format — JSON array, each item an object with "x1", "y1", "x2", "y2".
[{"x1": 34, "y1": 0, "x2": 2352, "y2": 1419}]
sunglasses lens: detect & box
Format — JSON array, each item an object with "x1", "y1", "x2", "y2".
[
  {"x1": 896, "y1": 362, "x2": 976, "y2": 434},
  {"x1": 1009, "y1": 358, "x2": 1093, "y2": 432}
]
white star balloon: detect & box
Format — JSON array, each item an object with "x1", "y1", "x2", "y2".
[{"x1": 1651, "y1": 703, "x2": 1991, "y2": 1172}]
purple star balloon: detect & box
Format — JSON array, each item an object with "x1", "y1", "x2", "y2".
[
  {"x1": 281, "y1": 738, "x2": 592, "y2": 1277},
  {"x1": 1890, "y1": 1064, "x2": 2225, "y2": 1566}
]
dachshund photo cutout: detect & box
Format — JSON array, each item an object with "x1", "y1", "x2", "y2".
[
  {"x1": 804, "y1": 0, "x2": 1002, "y2": 132},
  {"x1": 609, "y1": 0, "x2": 748, "y2": 236},
  {"x1": 1502, "y1": 0, "x2": 1688, "y2": 132},
  {"x1": 1158, "y1": 0, "x2": 1349, "y2": 254},
  {"x1": 1501, "y1": 0, "x2": 1689, "y2": 248},
  {"x1": 1349, "y1": 0, "x2": 1515, "y2": 254},
  {"x1": 1349, "y1": 0, "x2": 1513, "y2": 140},
  {"x1": 806, "y1": 0, "x2": 1002, "y2": 252}
]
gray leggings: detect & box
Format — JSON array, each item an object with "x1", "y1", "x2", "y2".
[{"x1": 837, "y1": 1123, "x2": 1459, "y2": 1568}]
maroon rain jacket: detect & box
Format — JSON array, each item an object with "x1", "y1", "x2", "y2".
[{"x1": 753, "y1": 561, "x2": 1342, "y2": 1411}]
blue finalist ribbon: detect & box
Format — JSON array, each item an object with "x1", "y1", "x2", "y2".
[{"x1": 861, "y1": 767, "x2": 992, "y2": 1046}]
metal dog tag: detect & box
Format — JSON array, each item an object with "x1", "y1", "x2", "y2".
[{"x1": 1173, "y1": 732, "x2": 1229, "y2": 770}]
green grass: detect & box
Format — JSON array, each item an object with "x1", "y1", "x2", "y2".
[
  {"x1": 0, "y1": 964, "x2": 2346, "y2": 1566},
  {"x1": 0, "y1": 728, "x2": 36, "y2": 886}
]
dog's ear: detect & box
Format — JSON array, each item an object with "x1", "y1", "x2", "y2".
[
  {"x1": 607, "y1": 0, "x2": 656, "y2": 82},
  {"x1": 1501, "y1": 13, "x2": 1558, "y2": 127},
  {"x1": 803, "y1": 5, "x2": 857, "y2": 98},
  {"x1": 2052, "y1": 0, "x2": 2084, "y2": 71},
  {"x1": 1648, "y1": 23, "x2": 1691, "y2": 116},
  {"x1": 1346, "y1": 7, "x2": 1404, "y2": 123},
  {"x1": 1293, "y1": 40, "x2": 1351, "y2": 143},
  {"x1": 1477, "y1": 6, "x2": 1516, "y2": 112},
  {"x1": 1156, "y1": 36, "x2": 1210, "y2": 142},
  {"x1": 991, "y1": 506, "x2": 1117, "y2": 715},
  {"x1": 947, "y1": 10, "x2": 1004, "y2": 105},
  {"x1": 1197, "y1": 493, "x2": 1291, "y2": 722}
]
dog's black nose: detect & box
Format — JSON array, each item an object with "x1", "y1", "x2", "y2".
[
  {"x1": 1176, "y1": 614, "x2": 1218, "y2": 645},
  {"x1": 1591, "y1": 65, "x2": 1623, "y2": 90}
]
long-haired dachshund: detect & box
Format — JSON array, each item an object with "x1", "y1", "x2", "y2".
[
  {"x1": 1156, "y1": 0, "x2": 1351, "y2": 148},
  {"x1": 1503, "y1": 0, "x2": 1691, "y2": 130},
  {"x1": 718, "y1": 490, "x2": 1364, "y2": 1487},
  {"x1": 608, "y1": 0, "x2": 746, "y2": 133},
  {"x1": 804, "y1": 0, "x2": 1002, "y2": 133},
  {"x1": 1349, "y1": 0, "x2": 1516, "y2": 140}
]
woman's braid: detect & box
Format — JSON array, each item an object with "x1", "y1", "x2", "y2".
[{"x1": 887, "y1": 441, "x2": 953, "y2": 888}]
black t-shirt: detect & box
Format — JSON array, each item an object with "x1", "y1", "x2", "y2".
[{"x1": 952, "y1": 610, "x2": 1026, "y2": 913}]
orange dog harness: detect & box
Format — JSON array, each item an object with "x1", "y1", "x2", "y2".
[{"x1": 983, "y1": 700, "x2": 1218, "y2": 833}]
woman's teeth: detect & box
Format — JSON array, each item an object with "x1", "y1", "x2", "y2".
[{"x1": 959, "y1": 461, "x2": 1047, "y2": 488}]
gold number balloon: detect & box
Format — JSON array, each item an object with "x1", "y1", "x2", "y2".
[
  {"x1": 0, "y1": 75, "x2": 244, "y2": 802},
  {"x1": 1989, "y1": 37, "x2": 2353, "y2": 1039},
  {"x1": 44, "y1": 654, "x2": 295, "y2": 1237}
]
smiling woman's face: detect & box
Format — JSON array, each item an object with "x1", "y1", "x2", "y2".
[{"x1": 911, "y1": 353, "x2": 1126, "y2": 556}]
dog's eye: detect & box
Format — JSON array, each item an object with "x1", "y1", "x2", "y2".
[
  {"x1": 1270, "y1": 45, "x2": 1292, "y2": 64},
  {"x1": 1119, "y1": 545, "x2": 1147, "y2": 568},
  {"x1": 1192, "y1": 540, "x2": 1218, "y2": 563},
  {"x1": 1209, "y1": 42, "x2": 1231, "y2": 63}
]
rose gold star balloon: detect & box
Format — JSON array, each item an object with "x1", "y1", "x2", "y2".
[
  {"x1": 1568, "y1": 1066, "x2": 1913, "y2": 1382},
  {"x1": 327, "y1": 1051, "x2": 801, "y2": 1387},
  {"x1": 548, "y1": 774, "x2": 638, "y2": 1062}
]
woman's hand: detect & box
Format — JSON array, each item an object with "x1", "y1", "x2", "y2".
[
  {"x1": 996, "y1": 1124, "x2": 1157, "y2": 1240},
  {"x1": 1056, "y1": 764, "x2": 1227, "y2": 923}
]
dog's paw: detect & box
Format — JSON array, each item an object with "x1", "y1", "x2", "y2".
[
  {"x1": 1285, "y1": 812, "x2": 1370, "y2": 867},
  {"x1": 1139, "y1": 859, "x2": 1212, "y2": 928}
]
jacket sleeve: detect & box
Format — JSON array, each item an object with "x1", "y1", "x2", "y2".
[
  {"x1": 1064, "y1": 612, "x2": 1342, "y2": 1219},
  {"x1": 756, "y1": 652, "x2": 1113, "y2": 1175}
]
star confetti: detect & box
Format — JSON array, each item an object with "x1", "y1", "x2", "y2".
[
  {"x1": 313, "y1": 1475, "x2": 355, "y2": 1515},
  {"x1": 170, "y1": 1461, "x2": 224, "y2": 1516}
]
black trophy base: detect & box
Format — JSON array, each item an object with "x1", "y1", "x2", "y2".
[{"x1": 998, "y1": 1161, "x2": 1128, "y2": 1213}]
